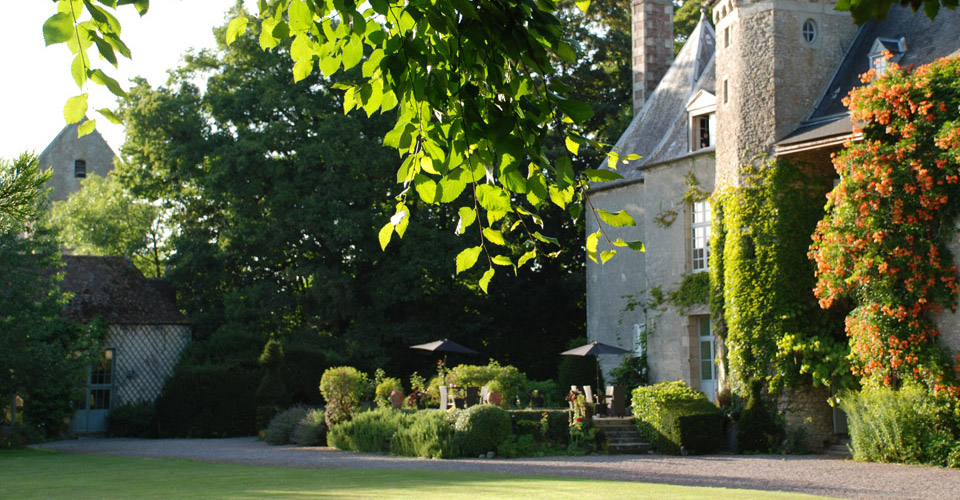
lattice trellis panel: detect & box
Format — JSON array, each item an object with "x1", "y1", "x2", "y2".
[{"x1": 105, "y1": 324, "x2": 190, "y2": 406}]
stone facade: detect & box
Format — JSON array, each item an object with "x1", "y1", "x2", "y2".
[
  {"x1": 38, "y1": 121, "x2": 116, "y2": 203},
  {"x1": 632, "y1": 0, "x2": 674, "y2": 114},
  {"x1": 777, "y1": 383, "x2": 837, "y2": 452},
  {"x1": 587, "y1": 154, "x2": 716, "y2": 389},
  {"x1": 712, "y1": 0, "x2": 856, "y2": 188}
]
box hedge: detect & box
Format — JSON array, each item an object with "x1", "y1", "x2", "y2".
[{"x1": 632, "y1": 381, "x2": 722, "y2": 455}]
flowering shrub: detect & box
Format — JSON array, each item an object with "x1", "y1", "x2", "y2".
[{"x1": 810, "y1": 56, "x2": 960, "y2": 395}]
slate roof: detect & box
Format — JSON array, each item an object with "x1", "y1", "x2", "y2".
[
  {"x1": 594, "y1": 14, "x2": 716, "y2": 191},
  {"x1": 779, "y1": 7, "x2": 960, "y2": 149},
  {"x1": 60, "y1": 255, "x2": 189, "y2": 325}
]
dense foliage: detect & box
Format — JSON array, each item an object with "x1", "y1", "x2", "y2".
[
  {"x1": 631, "y1": 381, "x2": 721, "y2": 454},
  {"x1": 0, "y1": 154, "x2": 51, "y2": 231},
  {"x1": 0, "y1": 171, "x2": 104, "y2": 438},
  {"x1": 711, "y1": 160, "x2": 847, "y2": 394},
  {"x1": 46, "y1": 171, "x2": 166, "y2": 277},
  {"x1": 810, "y1": 57, "x2": 960, "y2": 395},
  {"x1": 264, "y1": 405, "x2": 310, "y2": 445},
  {"x1": 106, "y1": 401, "x2": 158, "y2": 438},
  {"x1": 453, "y1": 404, "x2": 513, "y2": 456},
  {"x1": 840, "y1": 384, "x2": 960, "y2": 466},
  {"x1": 319, "y1": 366, "x2": 370, "y2": 427}
]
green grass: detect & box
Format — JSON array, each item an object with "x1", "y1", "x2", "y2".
[{"x1": 0, "y1": 449, "x2": 840, "y2": 500}]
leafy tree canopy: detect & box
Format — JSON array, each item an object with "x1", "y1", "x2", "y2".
[
  {"x1": 44, "y1": 0, "x2": 644, "y2": 290},
  {"x1": 46, "y1": 170, "x2": 168, "y2": 278}
]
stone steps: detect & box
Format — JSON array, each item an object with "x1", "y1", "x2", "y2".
[
  {"x1": 823, "y1": 439, "x2": 852, "y2": 459},
  {"x1": 592, "y1": 417, "x2": 651, "y2": 454}
]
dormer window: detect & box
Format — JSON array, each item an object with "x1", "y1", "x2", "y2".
[
  {"x1": 685, "y1": 90, "x2": 717, "y2": 152},
  {"x1": 868, "y1": 37, "x2": 907, "y2": 76},
  {"x1": 75, "y1": 159, "x2": 86, "y2": 178}
]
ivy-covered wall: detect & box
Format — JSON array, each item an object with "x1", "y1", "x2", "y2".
[{"x1": 709, "y1": 160, "x2": 849, "y2": 395}]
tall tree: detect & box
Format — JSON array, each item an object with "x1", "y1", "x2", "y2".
[
  {"x1": 0, "y1": 156, "x2": 103, "y2": 436},
  {"x1": 0, "y1": 154, "x2": 51, "y2": 232},
  {"x1": 47, "y1": 170, "x2": 167, "y2": 277}
]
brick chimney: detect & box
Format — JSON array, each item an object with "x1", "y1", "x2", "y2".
[{"x1": 632, "y1": 0, "x2": 674, "y2": 115}]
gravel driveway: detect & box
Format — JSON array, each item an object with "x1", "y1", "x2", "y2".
[{"x1": 34, "y1": 437, "x2": 960, "y2": 500}]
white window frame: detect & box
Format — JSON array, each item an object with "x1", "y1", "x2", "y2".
[
  {"x1": 685, "y1": 90, "x2": 717, "y2": 152},
  {"x1": 691, "y1": 200, "x2": 711, "y2": 272}
]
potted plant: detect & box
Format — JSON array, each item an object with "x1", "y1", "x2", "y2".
[{"x1": 486, "y1": 380, "x2": 504, "y2": 407}]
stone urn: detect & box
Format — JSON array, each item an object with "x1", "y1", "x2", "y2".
[{"x1": 389, "y1": 390, "x2": 404, "y2": 409}]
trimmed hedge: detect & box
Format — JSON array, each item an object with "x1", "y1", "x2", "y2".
[
  {"x1": 292, "y1": 408, "x2": 327, "y2": 446},
  {"x1": 632, "y1": 381, "x2": 722, "y2": 454},
  {"x1": 454, "y1": 404, "x2": 513, "y2": 457},
  {"x1": 155, "y1": 363, "x2": 259, "y2": 438},
  {"x1": 106, "y1": 401, "x2": 158, "y2": 438}
]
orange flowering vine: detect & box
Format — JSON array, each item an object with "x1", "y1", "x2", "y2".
[{"x1": 809, "y1": 56, "x2": 960, "y2": 395}]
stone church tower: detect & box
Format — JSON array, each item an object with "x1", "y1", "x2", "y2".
[{"x1": 710, "y1": 0, "x2": 857, "y2": 187}]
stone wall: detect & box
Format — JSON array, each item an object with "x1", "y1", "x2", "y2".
[
  {"x1": 777, "y1": 382, "x2": 837, "y2": 452},
  {"x1": 586, "y1": 153, "x2": 715, "y2": 391},
  {"x1": 38, "y1": 122, "x2": 115, "y2": 203},
  {"x1": 712, "y1": 0, "x2": 857, "y2": 189}
]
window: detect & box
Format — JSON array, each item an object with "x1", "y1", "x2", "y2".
[
  {"x1": 699, "y1": 317, "x2": 715, "y2": 383},
  {"x1": 90, "y1": 349, "x2": 113, "y2": 385},
  {"x1": 724, "y1": 27, "x2": 730, "y2": 48},
  {"x1": 74, "y1": 159, "x2": 86, "y2": 178},
  {"x1": 723, "y1": 79, "x2": 729, "y2": 105},
  {"x1": 685, "y1": 90, "x2": 716, "y2": 151},
  {"x1": 867, "y1": 37, "x2": 906, "y2": 77},
  {"x1": 691, "y1": 200, "x2": 711, "y2": 272},
  {"x1": 802, "y1": 19, "x2": 817, "y2": 44},
  {"x1": 695, "y1": 114, "x2": 715, "y2": 149}
]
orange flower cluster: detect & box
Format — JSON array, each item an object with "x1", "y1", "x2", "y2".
[{"x1": 809, "y1": 57, "x2": 960, "y2": 395}]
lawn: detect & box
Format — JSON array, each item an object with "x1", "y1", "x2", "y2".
[{"x1": 0, "y1": 449, "x2": 840, "y2": 500}]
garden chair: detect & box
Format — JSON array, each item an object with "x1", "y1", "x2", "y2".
[
  {"x1": 465, "y1": 386, "x2": 481, "y2": 407},
  {"x1": 606, "y1": 386, "x2": 627, "y2": 416},
  {"x1": 583, "y1": 386, "x2": 603, "y2": 416},
  {"x1": 480, "y1": 385, "x2": 489, "y2": 404},
  {"x1": 439, "y1": 385, "x2": 454, "y2": 410}
]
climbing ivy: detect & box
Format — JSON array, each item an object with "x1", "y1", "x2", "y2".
[{"x1": 710, "y1": 160, "x2": 850, "y2": 395}]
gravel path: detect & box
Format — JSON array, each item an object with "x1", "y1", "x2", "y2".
[{"x1": 33, "y1": 437, "x2": 960, "y2": 500}]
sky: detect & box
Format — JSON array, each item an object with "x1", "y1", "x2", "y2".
[{"x1": 1, "y1": 1, "x2": 256, "y2": 160}]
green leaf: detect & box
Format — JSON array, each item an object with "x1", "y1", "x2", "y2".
[
  {"x1": 43, "y1": 12, "x2": 73, "y2": 46},
  {"x1": 586, "y1": 230, "x2": 599, "y2": 263},
  {"x1": 482, "y1": 227, "x2": 506, "y2": 246},
  {"x1": 117, "y1": 0, "x2": 148, "y2": 15},
  {"x1": 555, "y1": 41, "x2": 576, "y2": 63},
  {"x1": 64, "y1": 94, "x2": 88, "y2": 124},
  {"x1": 600, "y1": 250, "x2": 616, "y2": 264},
  {"x1": 554, "y1": 96, "x2": 594, "y2": 124},
  {"x1": 260, "y1": 18, "x2": 281, "y2": 49},
  {"x1": 288, "y1": 0, "x2": 313, "y2": 32},
  {"x1": 456, "y1": 207, "x2": 476, "y2": 235},
  {"x1": 491, "y1": 255, "x2": 512, "y2": 266},
  {"x1": 342, "y1": 35, "x2": 363, "y2": 70},
  {"x1": 89, "y1": 69, "x2": 126, "y2": 97},
  {"x1": 414, "y1": 173, "x2": 438, "y2": 204},
  {"x1": 613, "y1": 238, "x2": 646, "y2": 251},
  {"x1": 479, "y1": 267, "x2": 495, "y2": 293},
  {"x1": 77, "y1": 119, "x2": 96, "y2": 137},
  {"x1": 293, "y1": 56, "x2": 314, "y2": 82},
  {"x1": 597, "y1": 209, "x2": 636, "y2": 227},
  {"x1": 96, "y1": 108, "x2": 122, "y2": 124},
  {"x1": 378, "y1": 222, "x2": 393, "y2": 250},
  {"x1": 532, "y1": 232, "x2": 559, "y2": 246},
  {"x1": 476, "y1": 185, "x2": 511, "y2": 212},
  {"x1": 456, "y1": 246, "x2": 482, "y2": 274},
  {"x1": 518, "y1": 250, "x2": 536, "y2": 268},
  {"x1": 226, "y1": 16, "x2": 249, "y2": 45},
  {"x1": 575, "y1": 0, "x2": 590, "y2": 13},
  {"x1": 565, "y1": 135, "x2": 580, "y2": 156},
  {"x1": 607, "y1": 152, "x2": 619, "y2": 170},
  {"x1": 71, "y1": 54, "x2": 87, "y2": 87},
  {"x1": 319, "y1": 53, "x2": 341, "y2": 77},
  {"x1": 548, "y1": 185, "x2": 574, "y2": 209},
  {"x1": 583, "y1": 169, "x2": 624, "y2": 182},
  {"x1": 438, "y1": 176, "x2": 467, "y2": 203},
  {"x1": 392, "y1": 207, "x2": 410, "y2": 238}
]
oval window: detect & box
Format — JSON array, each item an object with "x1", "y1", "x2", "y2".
[{"x1": 802, "y1": 19, "x2": 818, "y2": 44}]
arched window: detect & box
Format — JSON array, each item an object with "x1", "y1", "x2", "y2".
[{"x1": 802, "y1": 19, "x2": 818, "y2": 44}]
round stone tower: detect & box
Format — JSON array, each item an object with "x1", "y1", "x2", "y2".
[{"x1": 709, "y1": 0, "x2": 858, "y2": 187}]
